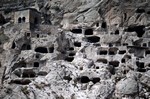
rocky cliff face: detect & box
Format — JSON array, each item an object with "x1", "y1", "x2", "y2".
[{"x1": 0, "y1": 0, "x2": 150, "y2": 99}]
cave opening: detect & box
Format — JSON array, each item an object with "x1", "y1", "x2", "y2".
[
  {"x1": 108, "y1": 51, "x2": 116, "y2": 55},
  {"x1": 49, "y1": 47, "x2": 54, "y2": 53},
  {"x1": 121, "y1": 59, "x2": 126, "y2": 63},
  {"x1": 96, "y1": 58, "x2": 108, "y2": 64},
  {"x1": 123, "y1": 70, "x2": 128, "y2": 74},
  {"x1": 109, "y1": 43, "x2": 113, "y2": 47},
  {"x1": 101, "y1": 22, "x2": 107, "y2": 28},
  {"x1": 91, "y1": 77, "x2": 100, "y2": 84},
  {"x1": 11, "y1": 42, "x2": 16, "y2": 49},
  {"x1": 37, "y1": 34, "x2": 40, "y2": 38},
  {"x1": 22, "y1": 17, "x2": 26, "y2": 23},
  {"x1": 79, "y1": 67, "x2": 83, "y2": 70},
  {"x1": 110, "y1": 67, "x2": 115, "y2": 75},
  {"x1": 80, "y1": 76, "x2": 90, "y2": 83},
  {"x1": 11, "y1": 79, "x2": 31, "y2": 85},
  {"x1": 21, "y1": 44, "x2": 31, "y2": 50},
  {"x1": 137, "y1": 68, "x2": 146, "y2": 72},
  {"x1": 96, "y1": 66, "x2": 99, "y2": 69},
  {"x1": 115, "y1": 30, "x2": 119, "y2": 35},
  {"x1": 65, "y1": 57, "x2": 74, "y2": 62},
  {"x1": 109, "y1": 61, "x2": 120, "y2": 67},
  {"x1": 18, "y1": 17, "x2": 21, "y2": 23},
  {"x1": 99, "y1": 50, "x2": 107, "y2": 55},
  {"x1": 74, "y1": 42, "x2": 81, "y2": 47},
  {"x1": 125, "y1": 25, "x2": 145, "y2": 37},
  {"x1": 136, "y1": 62, "x2": 145, "y2": 68},
  {"x1": 84, "y1": 29, "x2": 93, "y2": 35},
  {"x1": 143, "y1": 43, "x2": 147, "y2": 47},
  {"x1": 147, "y1": 11, "x2": 150, "y2": 14},
  {"x1": 123, "y1": 43, "x2": 128, "y2": 46},
  {"x1": 126, "y1": 55, "x2": 131, "y2": 59},
  {"x1": 38, "y1": 72, "x2": 47, "y2": 76},
  {"x1": 22, "y1": 71, "x2": 36, "y2": 78},
  {"x1": 118, "y1": 50, "x2": 126, "y2": 54},
  {"x1": 68, "y1": 52, "x2": 76, "y2": 56},
  {"x1": 86, "y1": 36, "x2": 100, "y2": 43},
  {"x1": 35, "y1": 54, "x2": 40, "y2": 59},
  {"x1": 34, "y1": 62, "x2": 39, "y2": 67},
  {"x1": 14, "y1": 71, "x2": 21, "y2": 77},
  {"x1": 63, "y1": 76, "x2": 72, "y2": 81},
  {"x1": 20, "y1": 62, "x2": 26, "y2": 68},
  {"x1": 21, "y1": 62, "x2": 26, "y2": 68},
  {"x1": 96, "y1": 22, "x2": 99, "y2": 27},
  {"x1": 26, "y1": 33, "x2": 30, "y2": 37},
  {"x1": 71, "y1": 29, "x2": 82, "y2": 34},
  {"x1": 145, "y1": 50, "x2": 150, "y2": 56},
  {"x1": 149, "y1": 64, "x2": 150, "y2": 67},
  {"x1": 35, "y1": 47, "x2": 48, "y2": 53},
  {"x1": 68, "y1": 47, "x2": 74, "y2": 51},
  {"x1": 136, "y1": 8, "x2": 145, "y2": 13},
  {"x1": 27, "y1": 45, "x2": 31, "y2": 50},
  {"x1": 11, "y1": 61, "x2": 26, "y2": 72}
]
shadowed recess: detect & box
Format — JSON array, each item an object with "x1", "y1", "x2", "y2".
[{"x1": 35, "y1": 47, "x2": 48, "y2": 53}]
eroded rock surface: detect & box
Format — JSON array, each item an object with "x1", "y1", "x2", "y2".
[{"x1": 0, "y1": 0, "x2": 150, "y2": 99}]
